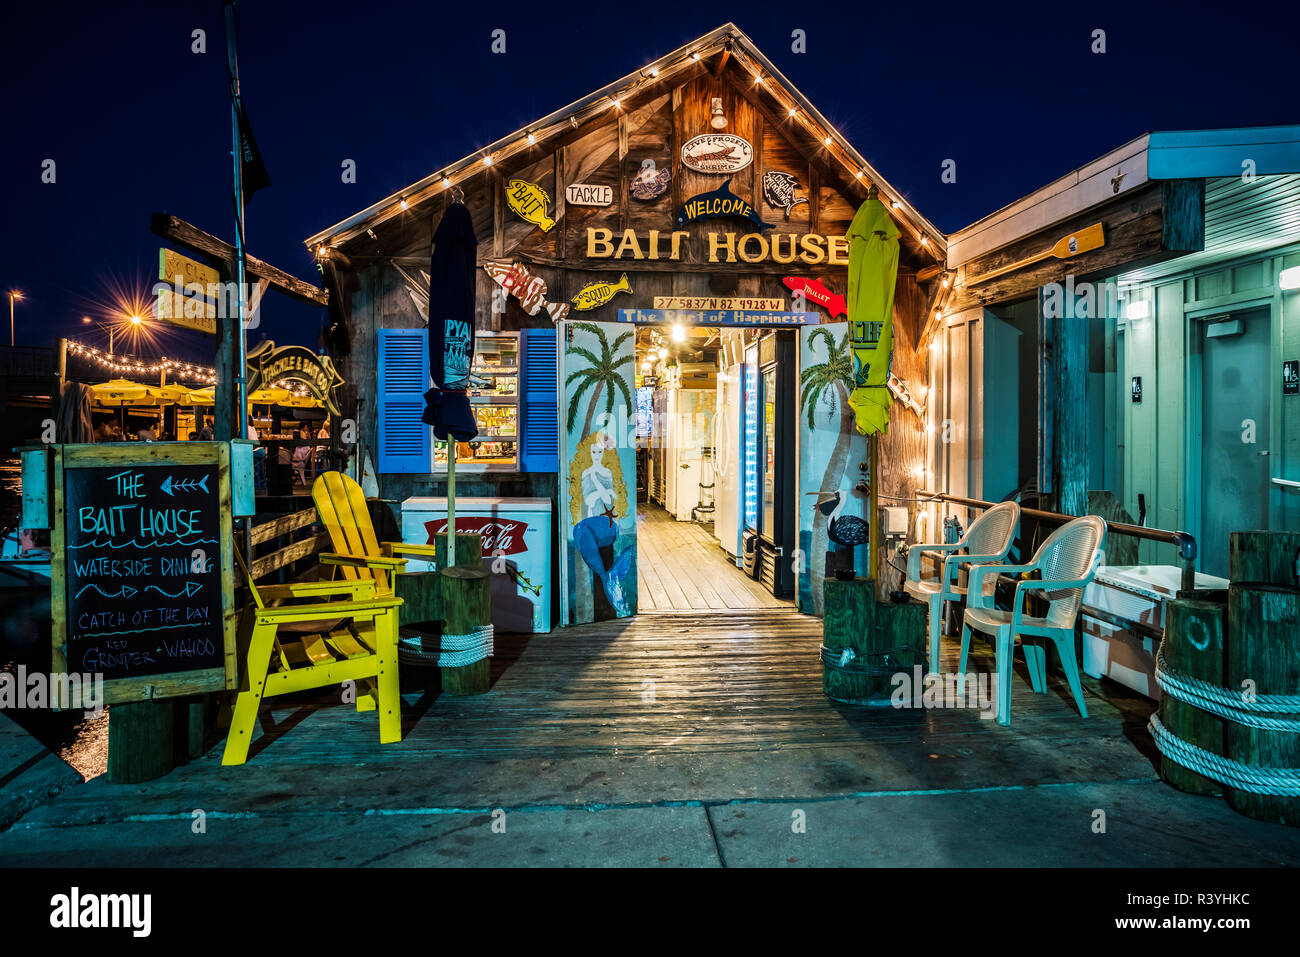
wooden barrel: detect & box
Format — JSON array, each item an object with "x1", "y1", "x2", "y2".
[
  {"x1": 822, "y1": 578, "x2": 926, "y2": 705},
  {"x1": 1157, "y1": 597, "x2": 1227, "y2": 795},
  {"x1": 1225, "y1": 581, "x2": 1300, "y2": 825}
]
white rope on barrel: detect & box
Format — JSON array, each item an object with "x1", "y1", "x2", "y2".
[
  {"x1": 1148, "y1": 714, "x2": 1300, "y2": 796},
  {"x1": 436, "y1": 625, "x2": 493, "y2": 667},
  {"x1": 1154, "y1": 644, "x2": 1300, "y2": 733},
  {"x1": 398, "y1": 625, "x2": 494, "y2": 668}
]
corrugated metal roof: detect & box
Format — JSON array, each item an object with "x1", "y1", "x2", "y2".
[{"x1": 1120, "y1": 174, "x2": 1300, "y2": 282}]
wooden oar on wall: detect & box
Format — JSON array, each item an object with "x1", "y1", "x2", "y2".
[{"x1": 968, "y1": 222, "x2": 1105, "y2": 285}]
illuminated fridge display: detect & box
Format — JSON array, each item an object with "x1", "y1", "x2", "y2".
[{"x1": 741, "y1": 333, "x2": 795, "y2": 596}]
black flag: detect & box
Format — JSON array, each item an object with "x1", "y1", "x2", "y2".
[{"x1": 234, "y1": 98, "x2": 271, "y2": 202}]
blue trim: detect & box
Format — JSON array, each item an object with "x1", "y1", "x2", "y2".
[
  {"x1": 377, "y1": 328, "x2": 431, "y2": 474},
  {"x1": 1148, "y1": 126, "x2": 1300, "y2": 179},
  {"x1": 519, "y1": 328, "x2": 559, "y2": 473}
]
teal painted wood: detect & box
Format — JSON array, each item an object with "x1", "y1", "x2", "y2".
[
  {"x1": 20, "y1": 447, "x2": 52, "y2": 529},
  {"x1": 1161, "y1": 180, "x2": 1205, "y2": 253},
  {"x1": 1148, "y1": 126, "x2": 1300, "y2": 179},
  {"x1": 230, "y1": 439, "x2": 257, "y2": 517}
]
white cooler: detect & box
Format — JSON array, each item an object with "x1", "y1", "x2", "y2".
[
  {"x1": 1081, "y1": 565, "x2": 1228, "y2": 700},
  {"x1": 400, "y1": 496, "x2": 552, "y2": 634}
]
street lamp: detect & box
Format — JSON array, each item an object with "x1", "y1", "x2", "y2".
[{"x1": 8, "y1": 290, "x2": 23, "y2": 347}]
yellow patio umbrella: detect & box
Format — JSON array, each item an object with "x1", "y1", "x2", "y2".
[
  {"x1": 276, "y1": 391, "x2": 323, "y2": 409},
  {"x1": 91, "y1": 379, "x2": 168, "y2": 407},
  {"x1": 153, "y1": 383, "x2": 192, "y2": 405},
  {"x1": 176, "y1": 385, "x2": 215, "y2": 407}
]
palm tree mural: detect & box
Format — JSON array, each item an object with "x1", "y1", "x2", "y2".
[
  {"x1": 566, "y1": 322, "x2": 634, "y2": 439},
  {"x1": 799, "y1": 326, "x2": 857, "y2": 615}
]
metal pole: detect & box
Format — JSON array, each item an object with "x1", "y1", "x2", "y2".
[
  {"x1": 224, "y1": 0, "x2": 248, "y2": 441},
  {"x1": 447, "y1": 441, "x2": 457, "y2": 567},
  {"x1": 8, "y1": 295, "x2": 12, "y2": 347}
]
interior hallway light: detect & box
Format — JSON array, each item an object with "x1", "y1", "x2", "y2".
[
  {"x1": 1279, "y1": 265, "x2": 1300, "y2": 290},
  {"x1": 671, "y1": 324, "x2": 686, "y2": 343}
]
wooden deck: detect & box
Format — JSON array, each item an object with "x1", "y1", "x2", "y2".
[
  {"x1": 636, "y1": 504, "x2": 788, "y2": 612},
  {"x1": 10, "y1": 608, "x2": 1300, "y2": 868}
]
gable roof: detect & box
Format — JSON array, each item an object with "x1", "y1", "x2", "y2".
[{"x1": 304, "y1": 23, "x2": 946, "y2": 257}]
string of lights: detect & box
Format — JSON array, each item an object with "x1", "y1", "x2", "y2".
[
  {"x1": 65, "y1": 339, "x2": 314, "y2": 397},
  {"x1": 67, "y1": 339, "x2": 218, "y2": 384}
]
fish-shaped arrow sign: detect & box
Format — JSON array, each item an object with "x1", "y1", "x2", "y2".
[
  {"x1": 160, "y1": 474, "x2": 210, "y2": 496},
  {"x1": 783, "y1": 277, "x2": 848, "y2": 319},
  {"x1": 677, "y1": 179, "x2": 773, "y2": 231}
]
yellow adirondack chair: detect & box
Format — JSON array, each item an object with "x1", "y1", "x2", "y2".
[
  {"x1": 221, "y1": 545, "x2": 404, "y2": 766},
  {"x1": 312, "y1": 471, "x2": 438, "y2": 597}
]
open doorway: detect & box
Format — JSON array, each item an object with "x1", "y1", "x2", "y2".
[{"x1": 635, "y1": 324, "x2": 790, "y2": 612}]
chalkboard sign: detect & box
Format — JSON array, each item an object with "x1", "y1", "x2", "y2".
[{"x1": 53, "y1": 443, "x2": 236, "y2": 705}]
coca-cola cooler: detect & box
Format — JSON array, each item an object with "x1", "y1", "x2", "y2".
[{"x1": 400, "y1": 496, "x2": 552, "y2": 633}]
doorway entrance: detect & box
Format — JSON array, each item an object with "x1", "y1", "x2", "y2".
[
  {"x1": 1199, "y1": 307, "x2": 1271, "y2": 577},
  {"x1": 637, "y1": 323, "x2": 792, "y2": 612}
]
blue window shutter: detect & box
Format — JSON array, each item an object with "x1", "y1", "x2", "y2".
[
  {"x1": 519, "y1": 327, "x2": 559, "y2": 472},
  {"x1": 377, "y1": 328, "x2": 430, "y2": 474}
]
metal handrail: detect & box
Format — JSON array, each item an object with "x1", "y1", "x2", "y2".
[{"x1": 916, "y1": 490, "x2": 1199, "y2": 594}]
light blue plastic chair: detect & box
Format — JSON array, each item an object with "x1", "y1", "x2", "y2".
[
  {"x1": 904, "y1": 501, "x2": 1020, "y2": 676},
  {"x1": 960, "y1": 515, "x2": 1107, "y2": 726}
]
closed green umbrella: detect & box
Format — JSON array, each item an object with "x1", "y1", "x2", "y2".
[{"x1": 846, "y1": 191, "x2": 900, "y2": 435}]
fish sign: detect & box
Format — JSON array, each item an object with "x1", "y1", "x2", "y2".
[
  {"x1": 677, "y1": 180, "x2": 772, "y2": 231},
  {"x1": 783, "y1": 277, "x2": 848, "y2": 319},
  {"x1": 505, "y1": 178, "x2": 556, "y2": 232},
  {"x1": 571, "y1": 274, "x2": 632, "y2": 312},
  {"x1": 681, "y1": 133, "x2": 754, "y2": 174},
  {"x1": 483, "y1": 259, "x2": 571, "y2": 322},
  {"x1": 565, "y1": 183, "x2": 613, "y2": 207},
  {"x1": 630, "y1": 158, "x2": 670, "y2": 200},
  {"x1": 762, "y1": 171, "x2": 809, "y2": 220}
]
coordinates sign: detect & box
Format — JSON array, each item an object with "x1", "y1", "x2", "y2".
[{"x1": 654, "y1": 296, "x2": 785, "y2": 310}]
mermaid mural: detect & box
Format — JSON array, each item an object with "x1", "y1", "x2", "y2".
[{"x1": 568, "y1": 430, "x2": 634, "y2": 617}]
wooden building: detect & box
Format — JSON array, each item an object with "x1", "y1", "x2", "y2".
[
  {"x1": 304, "y1": 24, "x2": 949, "y2": 626},
  {"x1": 927, "y1": 125, "x2": 1300, "y2": 578}
]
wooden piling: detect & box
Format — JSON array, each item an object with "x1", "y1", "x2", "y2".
[
  {"x1": 107, "y1": 700, "x2": 175, "y2": 784},
  {"x1": 1226, "y1": 582, "x2": 1300, "y2": 825},
  {"x1": 1224, "y1": 531, "x2": 1300, "y2": 825},
  {"x1": 1157, "y1": 597, "x2": 1226, "y2": 795},
  {"x1": 432, "y1": 531, "x2": 489, "y2": 694}
]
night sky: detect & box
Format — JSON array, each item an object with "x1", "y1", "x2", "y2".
[{"x1": 2, "y1": 0, "x2": 1294, "y2": 364}]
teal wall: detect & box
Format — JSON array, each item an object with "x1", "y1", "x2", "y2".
[{"x1": 1115, "y1": 245, "x2": 1300, "y2": 568}]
